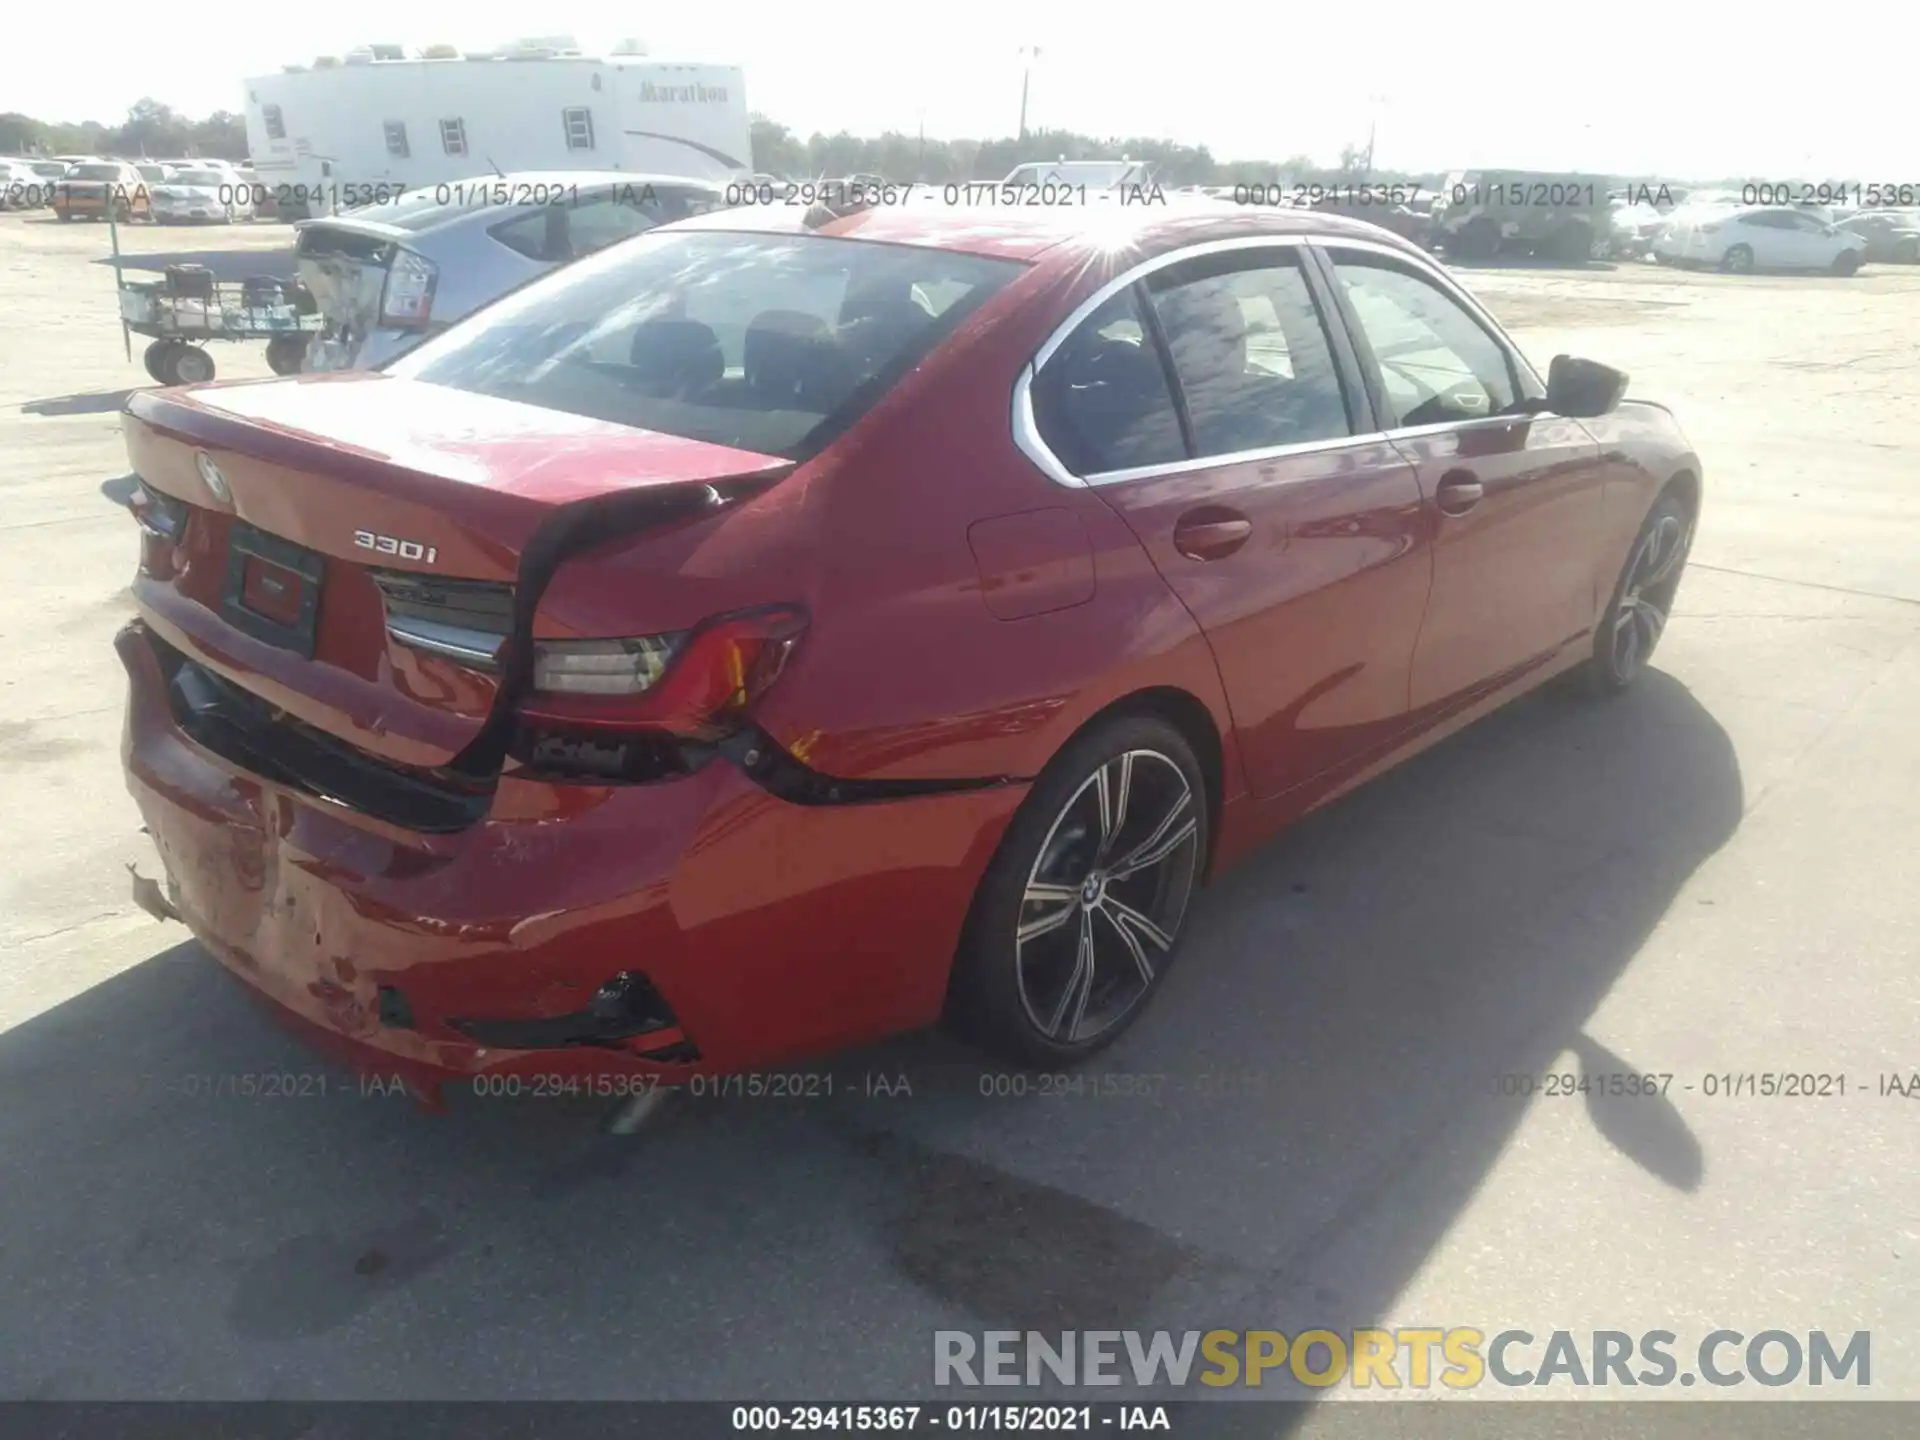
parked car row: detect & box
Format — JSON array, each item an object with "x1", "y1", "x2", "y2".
[{"x1": 0, "y1": 155, "x2": 261, "y2": 223}]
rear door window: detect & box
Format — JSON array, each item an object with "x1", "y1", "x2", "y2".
[
  {"x1": 1144, "y1": 249, "x2": 1350, "y2": 457},
  {"x1": 1030, "y1": 289, "x2": 1187, "y2": 476},
  {"x1": 563, "y1": 191, "x2": 670, "y2": 256}
]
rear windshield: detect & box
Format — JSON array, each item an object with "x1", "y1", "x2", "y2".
[
  {"x1": 171, "y1": 170, "x2": 227, "y2": 186},
  {"x1": 69, "y1": 164, "x2": 124, "y2": 180},
  {"x1": 389, "y1": 230, "x2": 1025, "y2": 460},
  {"x1": 337, "y1": 188, "x2": 476, "y2": 230}
]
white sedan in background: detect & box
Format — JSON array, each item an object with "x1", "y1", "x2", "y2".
[
  {"x1": 148, "y1": 166, "x2": 252, "y2": 224},
  {"x1": 1655, "y1": 204, "x2": 1866, "y2": 274}
]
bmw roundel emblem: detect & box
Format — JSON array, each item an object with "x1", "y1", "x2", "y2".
[{"x1": 195, "y1": 451, "x2": 230, "y2": 502}]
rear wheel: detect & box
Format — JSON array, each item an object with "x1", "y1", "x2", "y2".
[
  {"x1": 142, "y1": 340, "x2": 178, "y2": 383},
  {"x1": 947, "y1": 714, "x2": 1208, "y2": 1068},
  {"x1": 1831, "y1": 249, "x2": 1862, "y2": 276},
  {"x1": 151, "y1": 343, "x2": 215, "y2": 386},
  {"x1": 1721, "y1": 244, "x2": 1755, "y2": 274},
  {"x1": 172, "y1": 346, "x2": 215, "y2": 384},
  {"x1": 1582, "y1": 492, "x2": 1693, "y2": 695},
  {"x1": 264, "y1": 334, "x2": 306, "y2": 375}
]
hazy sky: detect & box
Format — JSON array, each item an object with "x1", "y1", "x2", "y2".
[{"x1": 6, "y1": 2, "x2": 1915, "y2": 177}]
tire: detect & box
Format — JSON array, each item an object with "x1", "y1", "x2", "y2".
[
  {"x1": 160, "y1": 346, "x2": 216, "y2": 386},
  {"x1": 265, "y1": 334, "x2": 306, "y2": 375},
  {"x1": 1720, "y1": 244, "x2": 1754, "y2": 274},
  {"x1": 1896, "y1": 241, "x2": 1920, "y2": 265},
  {"x1": 946, "y1": 714, "x2": 1209, "y2": 1068},
  {"x1": 142, "y1": 340, "x2": 178, "y2": 384},
  {"x1": 1831, "y1": 249, "x2": 1862, "y2": 276},
  {"x1": 1453, "y1": 218, "x2": 1500, "y2": 261},
  {"x1": 1581, "y1": 491, "x2": 1693, "y2": 696},
  {"x1": 57, "y1": 210, "x2": 73, "y2": 223}
]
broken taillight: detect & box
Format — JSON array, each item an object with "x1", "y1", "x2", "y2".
[
  {"x1": 380, "y1": 248, "x2": 438, "y2": 329},
  {"x1": 518, "y1": 604, "x2": 808, "y2": 742},
  {"x1": 128, "y1": 477, "x2": 192, "y2": 576},
  {"x1": 129, "y1": 477, "x2": 190, "y2": 541}
]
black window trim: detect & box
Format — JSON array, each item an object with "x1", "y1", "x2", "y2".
[
  {"x1": 1129, "y1": 280, "x2": 1196, "y2": 456},
  {"x1": 563, "y1": 106, "x2": 595, "y2": 151},
  {"x1": 1013, "y1": 232, "x2": 1541, "y2": 488}
]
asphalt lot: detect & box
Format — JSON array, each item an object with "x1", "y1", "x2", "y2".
[{"x1": 1, "y1": 210, "x2": 1917, "y2": 1414}]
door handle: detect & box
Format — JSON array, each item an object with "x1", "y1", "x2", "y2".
[
  {"x1": 1172, "y1": 508, "x2": 1253, "y2": 560},
  {"x1": 1435, "y1": 470, "x2": 1485, "y2": 517}
]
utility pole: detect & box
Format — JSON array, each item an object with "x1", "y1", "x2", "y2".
[{"x1": 1017, "y1": 46, "x2": 1040, "y2": 141}]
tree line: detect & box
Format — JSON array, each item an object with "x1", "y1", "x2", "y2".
[
  {"x1": 0, "y1": 100, "x2": 248, "y2": 162},
  {"x1": 5, "y1": 97, "x2": 1756, "y2": 192},
  {"x1": 0, "y1": 96, "x2": 1400, "y2": 184},
  {"x1": 747, "y1": 116, "x2": 1405, "y2": 187}
]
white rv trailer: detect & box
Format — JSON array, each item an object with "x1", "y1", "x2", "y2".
[{"x1": 242, "y1": 41, "x2": 749, "y2": 212}]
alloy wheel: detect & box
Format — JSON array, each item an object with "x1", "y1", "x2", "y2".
[
  {"x1": 1611, "y1": 511, "x2": 1688, "y2": 680},
  {"x1": 1014, "y1": 749, "x2": 1199, "y2": 1045}
]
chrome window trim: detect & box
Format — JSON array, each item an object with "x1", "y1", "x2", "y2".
[
  {"x1": 1082, "y1": 429, "x2": 1393, "y2": 486},
  {"x1": 1010, "y1": 365, "x2": 1086, "y2": 487},
  {"x1": 386, "y1": 615, "x2": 503, "y2": 671},
  {"x1": 1009, "y1": 230, "x2": 1547, "y2": 488},
  {"x1": 1029, "y1": 234, "x2": 1312, "y2": 374}
]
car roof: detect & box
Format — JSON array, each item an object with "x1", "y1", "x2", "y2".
[
  {"x1": 296, "y1": 170, "x2": 735, "y2": 240},
  {"x1": 668, "y1": 196, "x2": 1429, "y2": 264}
]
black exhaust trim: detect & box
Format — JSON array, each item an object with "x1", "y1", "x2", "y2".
[
  {"x1": 717, "y1": 724, "x2": 1024, "y2": 806},
  {"x1": 445, "y1": 468, "x2": 791, "y2": 783}
]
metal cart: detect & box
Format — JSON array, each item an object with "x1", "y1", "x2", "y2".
[{"x1": 118, "y1": 268, "x2": 323, "y2": 386}]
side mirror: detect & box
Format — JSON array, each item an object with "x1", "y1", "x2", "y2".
[{"x1": 1545, "y1": 354, "x2": 1628, "y2": 418}]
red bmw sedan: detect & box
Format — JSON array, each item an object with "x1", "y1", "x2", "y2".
[{"x1": 116, "y1": 200, "x2": 1700, "y2": 1100}]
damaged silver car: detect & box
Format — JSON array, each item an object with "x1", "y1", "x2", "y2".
[{"x1": 292, "y1": 171, "x2": 729, "y2": 372}]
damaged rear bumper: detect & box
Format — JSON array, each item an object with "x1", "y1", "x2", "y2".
[{"x1": 115, "y1": 620, "x2": 1026, "y2": 1102}]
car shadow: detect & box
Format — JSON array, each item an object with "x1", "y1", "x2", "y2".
[
  {"x1": 0, "y1": 670, "x2": 1740, "y2": 1402},
  {"x1": 95, "y1": 247, "x2": 296, "y2": 282},
  {"x1": 21, "y1": 388, "x2": 137, "y2": 417}
]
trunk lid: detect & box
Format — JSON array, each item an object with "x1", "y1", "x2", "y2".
[
  {"x1": 294, "y1": 219, "x2": 405, "y2": 370},
  {"x1": 124, "y1": 374, "x2": 789, "y2": 770}
]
